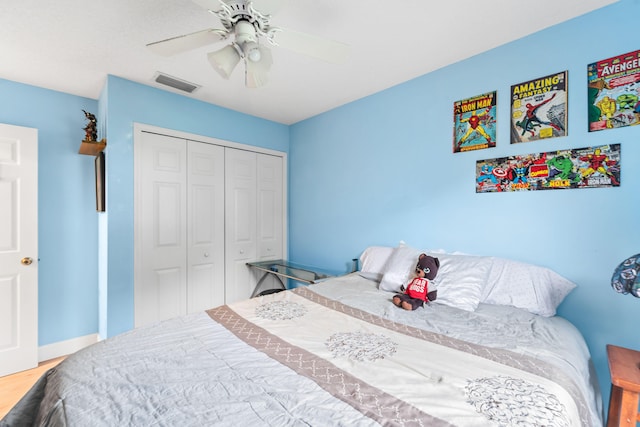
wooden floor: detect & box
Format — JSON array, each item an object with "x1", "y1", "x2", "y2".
[{"x1": 0, "y1": 357, "x2": 65, "y2": 419}]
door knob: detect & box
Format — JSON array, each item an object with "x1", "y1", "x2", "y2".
[{"x1": 21, "y1": 257, "x2": 33, "y2": 265}]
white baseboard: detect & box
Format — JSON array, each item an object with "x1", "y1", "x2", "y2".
[{"x1": 38, "y1": 333, "x2": 99, "y2": 362}]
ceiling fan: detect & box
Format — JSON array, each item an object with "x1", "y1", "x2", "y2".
[{"x1": 147, "y1": 0, "x2": 350, "y2": 88}]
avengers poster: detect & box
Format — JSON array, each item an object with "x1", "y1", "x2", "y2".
[
  {"x1": 453, "y1": 91, "x2": 497, "y2": 153},
  {"x1": 476, "y1": 144, "x2": 620, "y2": 193},
  {"x1": 510, "y1": 71, "x2": 567, "y2": 143},
  {"x1": 588, "y1": 49, "x2": 640, "y2": 132}
]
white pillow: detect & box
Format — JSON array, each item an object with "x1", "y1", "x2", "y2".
[
  {"x1": 481, "y1": 257, "x2": 576, "y2": 317},
  {"x1": 426, "y1": 252, "x2": 492, "y2": 312},
  {"x1": 359, "y1": 246, "x2": 394, "y2": 276},
  {"x1": 358, "y1": 271, "x2": 383, "y2": 282},
  {"x1": 379, "y1": 244, "x2": 420, "y2": 293}
]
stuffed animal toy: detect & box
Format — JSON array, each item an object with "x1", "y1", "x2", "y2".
[{"x1": 393, "y1": 253, "x2": 439, "y2": 311}]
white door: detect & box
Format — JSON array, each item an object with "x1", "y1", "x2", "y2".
[
  {"x1": 135, "y1": 133, "x2": 226, "y2": 327},
  {"x1": 187, "y1": 140, "x2": 225, "y2": 312},
  {"x1": 135, "y1": 132, "x2": 188, "y2": 327},
  {"x1": 0, "y1": 123, "x2": 38, "y2": 377},
  {"x1": 257, "y1": 154, "x2": 283, "y2": 261},
  {"x1": 225, "y1": 148, "x2": 257, "y2": 303},
  {"x1": 134, "y1": 125, "x2": 286, "y2": 312}
]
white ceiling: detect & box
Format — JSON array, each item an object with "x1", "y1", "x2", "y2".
[{"x1": 1, "y1": 0, "x2": 618, "y2": 125}]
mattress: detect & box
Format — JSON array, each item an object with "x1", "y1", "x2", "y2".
[{"x1": 1, "y1": 273, "x2": 602, "y2": 426}]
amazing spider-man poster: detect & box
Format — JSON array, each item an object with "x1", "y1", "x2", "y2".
[
  {"x1": 588, "y1": 49, "x2": 640, "y2": 132},
  {"x1": 453, "y1": 91, "x2": 497, "y2": 153},
  {"x1": 510, "y1": 71, "x2": 567, "y2": 143},
  {"x1": 476, "y1": 144, "x2": 620, "y2": 193}
]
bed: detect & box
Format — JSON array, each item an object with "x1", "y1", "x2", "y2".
[{"x1": 1, "y1": 245, "x2": 603, "y2": 426}]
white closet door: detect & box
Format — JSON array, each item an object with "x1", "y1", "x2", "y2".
[
  {"x1": 257, "y1": 154, "x2": 283, "y2": 261},
  {"x1": 225, "y1": 148, "x2": 257, "y2": 303},
  {"x1": 187, "y1": 141, "x2": 225, "y2": 312},
  {"x1": 135, "y1": 132, "x2": 187, "y2": 327},
  {"x1": 135, "y1": 125, "x2": 287, "y2": 316}
]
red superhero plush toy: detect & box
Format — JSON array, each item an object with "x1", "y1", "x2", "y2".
[{"x1": 392, "y1": 253, "x2": 440, "y2": 311}]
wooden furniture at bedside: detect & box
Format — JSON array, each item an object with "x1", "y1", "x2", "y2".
[{"x1": 607, "y1": 344, "x2": 640, "y2": 426}]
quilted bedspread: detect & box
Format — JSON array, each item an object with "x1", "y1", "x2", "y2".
[{"x1": 2, "y1": 274, "x2": 601, "y2": 426}]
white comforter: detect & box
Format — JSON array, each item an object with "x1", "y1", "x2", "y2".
[
  {"x1": 310, "y1": 273, "x2": 602, "y2": 425},
  {"x1": 1, "y1": 273, "x2": 602, "y2": 427}
]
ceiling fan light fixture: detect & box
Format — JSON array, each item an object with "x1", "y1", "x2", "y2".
[
  {"x1": 245, "y1": 45, "x2": 273, "y2": 89},
  {"x1": 243, "y1": 41, "x2": 261, "y2": 62},
  {"x1": 207, "y1": 43, "x2": 242, "y2": 79}
]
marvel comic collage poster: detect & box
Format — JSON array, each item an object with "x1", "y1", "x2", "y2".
[
  {"x1": 453, "y1": 91, "x2": 497, "y2": 153},
  {"x1": 510, "y1": 71, "x2": 567, "y2": 143},
  {"x1": 476, "y1": 144, "x2": 620, "y2": 193},
  {"x1": 588, "y1": 49, "x2": 640, "y2": 131}
]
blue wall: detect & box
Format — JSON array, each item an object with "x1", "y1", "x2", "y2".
[
  {"x1": 288, "y1": 0, "x2": 639, "y2": 408},
  {"x1": 0, "y1": 79, "x2": 99, "y2": 346}
]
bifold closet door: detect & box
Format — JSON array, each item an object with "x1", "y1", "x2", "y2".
[
  {"x1": 256, "y1": 153, "x2": 283, "y2": 262},
  {"x1": 225, "y1": 149, "x2": 284, "y2": 303},
  {"x1": 187, "y1": 141, "x2": 225, "y2": 312},
  {"x1": 136, "y1": 132, "x2": 188, "y2": 327},
  {"x1": 135, "y1": 133, "x2": 225, "y2": 327},
  {"x1": 224, "y1": 148, "x2": 257, "y2": 304}
]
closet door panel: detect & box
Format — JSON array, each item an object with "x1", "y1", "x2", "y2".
[
  {"x1": 225, "y1": 148, "x2": 257, "y2": 304},
  {"x1": 257, "y1": 154, "x2": 283, "y2": 260},
  {"x1": 135, "y1": 132, "x2": 187, "y2": 327},
  {"x1": 187, "y1": 141, "x2": 225, "y2": 312},
  {"x1": 153, "y1": 267, "x2": 184, "y2": 321}
]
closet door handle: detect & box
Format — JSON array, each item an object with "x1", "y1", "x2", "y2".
[{"x1": 21, "y1": 257, "x2": 34, "y2": 266}]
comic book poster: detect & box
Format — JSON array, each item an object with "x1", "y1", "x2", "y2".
[
  {"x1": 588, "y1": 49, "x2": 640, "y2": 132},
  {"x1": 453, "y1": 91, "x2": 497, "y2": 153},
  {"x1": 476, "y1": 144, "x2": 620, "y2": 193},
  {"x1": 510, "y1": 71, "x2": 567, "y2": 143}
]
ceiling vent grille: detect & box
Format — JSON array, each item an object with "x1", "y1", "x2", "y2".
[{"x1": 153, "y1": 72, "x2": 200, "y2": 93}]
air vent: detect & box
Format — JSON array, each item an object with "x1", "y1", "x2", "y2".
[{"x1": 153, "y1": 72, "x2": 200, "y2": 93}]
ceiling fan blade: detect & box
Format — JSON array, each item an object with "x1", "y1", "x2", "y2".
[
  {"x1": 272, "y1": 29, "x2": 350, "y2": 64},
  {"x1": 147, "y1": 29, "x2": 226, "y2": 56},
  {"x1": 245, "y1": 45, "x2": 273, "y2": 88}
]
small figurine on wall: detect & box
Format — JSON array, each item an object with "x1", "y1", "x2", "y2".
[
  {"x1": 79, "y1": 110, "x2": 106, "y2": 155},
  {"x1": 82, "y1": 109, "x2": 98, "y2": 142}
]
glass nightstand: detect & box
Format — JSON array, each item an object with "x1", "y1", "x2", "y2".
[{"x1": 246, "y1": 259, "x2": 334, "y2": 298}]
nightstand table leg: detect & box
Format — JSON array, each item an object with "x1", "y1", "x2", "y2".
[
  {"x1": 608, "y1": 384, "x2": 622, "y2": 426},
  {"x1": 618, "y1": 389, "x2": 640, "y2": 426}
]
